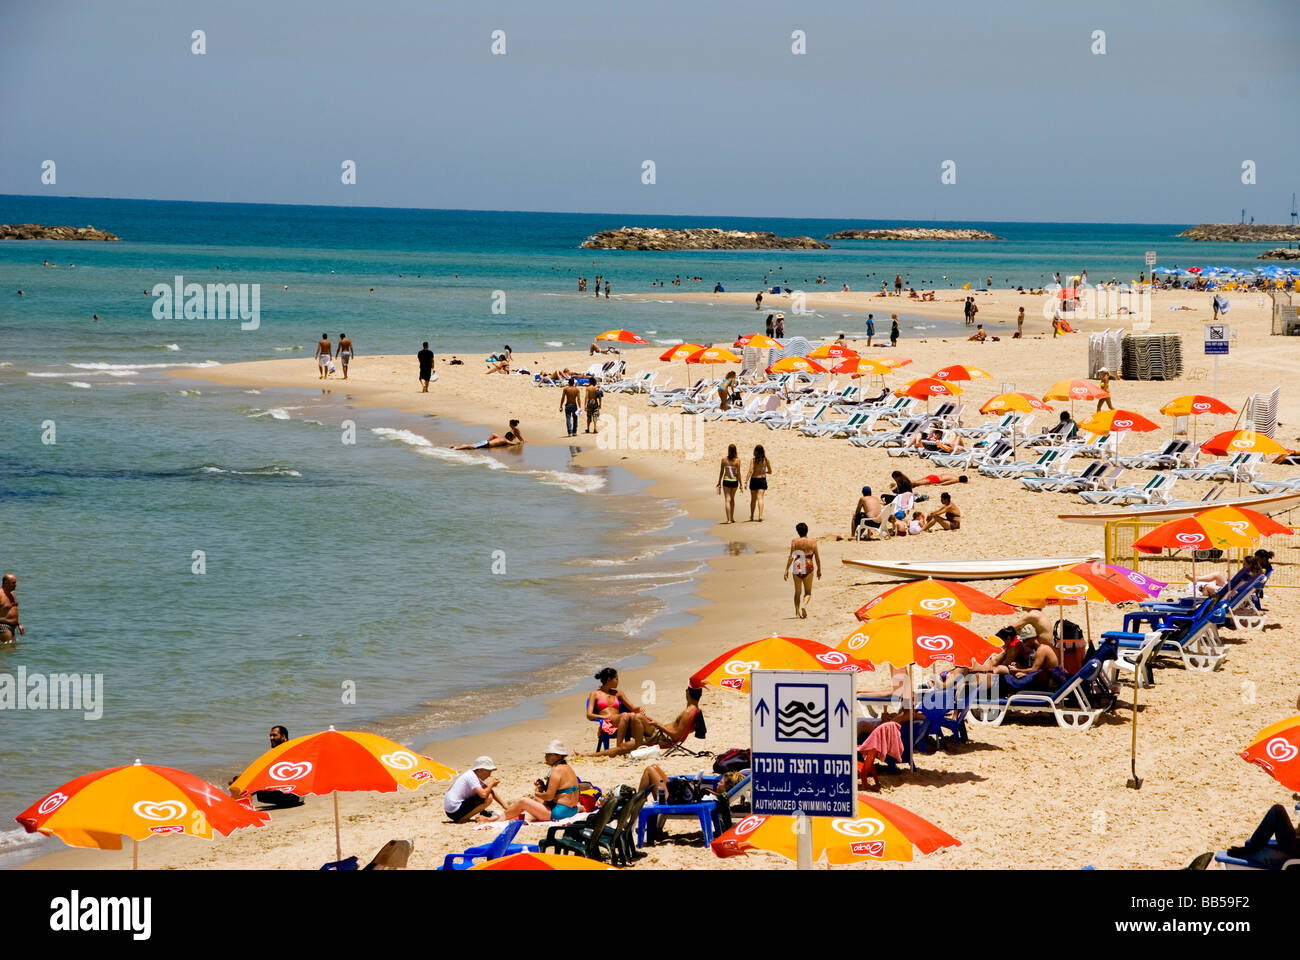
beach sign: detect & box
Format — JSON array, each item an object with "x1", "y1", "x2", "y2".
[
  {"x1": 1204, "y1": 323, "x2": 1229, "y2": 355},
  {"x1": 750, "y1": 670, "x2": 856, "y2": 820},
  {"x1": 1145, "y1": 250, "x2": 1157, "y2": 267}
]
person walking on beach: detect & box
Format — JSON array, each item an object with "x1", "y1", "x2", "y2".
[
  {"x1": 1096, "y1": 368, "x2": 1113, "y2": 411},
  {"x1": 889, "y1": 315, "x2": 900, "y2": 347},
  {"x1": 561, "y1": 379, "x2": 581, "y2": 437},
  {"x1": 417, "y1": 341, "x2": 434, "y2": 391},
  {"x1": 315, "y1": 333, "x2": 333, "y2": 379},
  {"x1": 865, "y1": 313, "x2": 875, "y2": 346},
  {"x1": 747, "y1": 444, "x2": 772, "y2": 522},
  {"x1": 784, "y1": 522, "x2": 821, "y2": 618},
  {"x1": 1014, "y1": 307, "x2": 1025, "y2": 339},
  {"x1": 583, "y1": 380, "x2": 602, "y2": 433},
  {"x1": 717, "y1": 444, "x2": 742, "y2": 523},
  {"x1": 335, "y1": 333, "x2": 354, "y2": 380},
  {"x1": 0, "y1": 573, "x2": 24, "y2": 644},
  {"x1": 765, "y1": 314, "x2": 775, "y2": 337},
  {"x1": 774, "y1": 313, "x2": 785, "y2": 338},
  {"x1": 895, "y1": 274, "x2": 903, "y2": 297}
]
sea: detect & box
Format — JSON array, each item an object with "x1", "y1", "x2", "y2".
[{"x1": 0, "y1": 195, "x2": 1276, "y2": 865}]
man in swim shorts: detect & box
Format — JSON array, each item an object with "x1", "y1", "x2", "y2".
[
  {"x1": 0, "y1": 573, "x2": 23, "y2": 644},
  {"x1": 852, "y1": 486, "x2": 882, "y2": 539},
  {"x1": 315, "y1": 333, "x2": 333, "y2": 379},
  {"x1": 784, "y1": 522, "x2": 821, "y2": 618},
  {"x1": 583, "y1": 381, "x2": 602, "y2": 433},
  {"x1": 922, "y1": 492, "x2": 962, "y2": 531},
  {"x1": 417, "y1": 341, "x2": 434, "y2": 391},
  {"x1": 335, "y1": 333, "x2": 354, "y2": 380}
]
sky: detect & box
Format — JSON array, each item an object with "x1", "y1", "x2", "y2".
[{"x1": 2, "y1": 0, "x2": 1298, "y2": 222}]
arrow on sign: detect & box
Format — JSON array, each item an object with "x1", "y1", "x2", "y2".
[
  {"x1": 755, "y1": 699, "x2": 770, "y2": 728},
  {"x1": 835, "y1": 699, "x2": 850, "y2": 727}
]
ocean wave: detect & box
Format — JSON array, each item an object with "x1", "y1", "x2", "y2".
[
  {"x1": 573, "y1": 539, "x2": 694, "y2": 565},
  {"x1": 526, "y1": 469, "x2": 605, "y2": 493},
  {"x1": 199, "y1": 464, "x2": 302, "y2": 478},
  {"x1": 644, "y1": 330, "x2": 657, "y2": 335},
  {"x1": 244, "y1": 389, "x2": 261, "y2": 394},
  {"x1": 654, "y1": 338, "x2": 683, "y2": 346},
  {"x1": 417, "y1": 447, "x2": 509, "y2": 470},
  {"x1": 69, "y1": 381, "x2": 92, "y2": 389},
  {"x1": 26, "y1": 372, "x2": 80, "y2": 378},
  {"x1": 272, "y1": 346, "x2": 302, "y2": 352},
  {"x1": 247, "y1": 408, "x2": 292, "y2": 420},
  {"x1": 162, "y1": 343, "x2": 180, "y2": 351},
  {"x1": 0, "y1": 828, "x2": 43, "y2": 853},
  {"x1": 586, "y1": 562, "x2": 708, "y2": 582},
  {"x1": 67, "y1": 360, "x2": 221, "y2": 371},
  {"x1": 370, "y1": 427, "x2": 433, "y2": 449},
  {"x1": 544, "y1": 341, "x2": 564, "y2": 347},
  {"x1": 177, "y1": 389, "x2": 202, "y2": 396}
]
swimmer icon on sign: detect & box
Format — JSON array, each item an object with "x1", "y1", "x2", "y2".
[{"x1": 775, "y1": 683, "x2": 829, "y2": 743}]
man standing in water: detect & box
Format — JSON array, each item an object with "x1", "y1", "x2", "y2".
[
  {"x1": 0, "y1": 573, "x2": 24, "y2": 644},
  {"x1": 417, "y1": 341, "x2": 434, "y2": 391},
  {"x1": 783, "y1": 523, "x2": 821, "y2": 619},
  {"x1": 560, "y1": 378, "x2": 581, "y2": 437},
  {"x1": 315, "y1": 333, "x2": 333, "y2": 379},
  {"x1": 335, "y1": 333, "x2": 354, "y2": 380}
]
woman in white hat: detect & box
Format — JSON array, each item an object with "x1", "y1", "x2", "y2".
[{"x1": 497, "y1": 740, "x2": 582, "y2": 822}]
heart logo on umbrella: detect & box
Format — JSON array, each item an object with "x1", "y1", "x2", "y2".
[
  {"x1": 919, "y1": 598, "x2": 955, "y2": 611},
  {"x1": 268, "y1": 760, "x2": 313, "y2": 781},
  {"x1": 916, "y1": 634, "x2": 954, "y2": 651},
  {"x1": 1054, "y1": 584, "x2": 1090, "y2": 596},
  {"x1": 816, "y1": 651, "x2": 848, "y2": 666},
  {"x1": 1175, "y1": 532, "x2": 1204, "y2": 545},
  {"x1": 1114, "y1": 419, "x2": 1132, "y2": 428},
  {"x1": 1193, "y1": 402, "x2": 1209, "y2": 411},
  {"x1": 846, "y1": 634, "x2": 868, "y2": 650},
  {"x1": 380, "y1": 750, "x2": 418, "y2": 770},
  {"x1": 38, "y1": 792, "x2": 69, "y2": 815},
  {"x1": 724, "y1": 660, "x2": 759, "y2": 675},
  {"x1": 132, "y1": 800, "x2": 187, "y2": 821},
  {"x1": 832, "y1": 817, "x2": 886, "y2": 838},
  {"x1": 1265, "y1": 738, "x2": 1298, "y2": 763},
  {"x1": 734, "y1": 815, "x2": 765, "y2": 836},
  {"x1": 1223, "y1": 520, "x2": 1250, "y2": 536}
]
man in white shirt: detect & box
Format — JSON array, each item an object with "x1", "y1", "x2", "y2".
[{"x1": 444, "y1": 757, "x2": 504, "y2": 823}]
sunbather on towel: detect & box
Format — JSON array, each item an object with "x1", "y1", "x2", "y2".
[{"x1": 1227, "y1": 805, "x2": 1300, "y2": 866}]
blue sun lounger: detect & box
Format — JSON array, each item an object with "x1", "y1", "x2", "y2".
[{"x1": 966, "y1": 639, "x2": 1119, "y2": 731}]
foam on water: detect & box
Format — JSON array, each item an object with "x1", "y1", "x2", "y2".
[
  {"x1": 248, "y1": 408, "x2": 292, "y2": 420},
  {"x1": 68, "y1": 360, "x2": 222, "y2": 371},
  {"x1": 417, "y1": 446, "x2": 509, "y2": 470},
  {"x1": 69, "y1": 381, "x2": 92, "y2": 389},
  {"x1": 526, "y1": 469, "x2": 606, "y2": 493},
  {"x1": 544, "y1": 341, "x2": 564, "y2": 347}
]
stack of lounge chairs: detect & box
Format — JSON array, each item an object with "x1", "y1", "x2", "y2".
[
  {"x1": 1088, "y1": 329, "x2": 1124, "y2": 379},
  {"x1": 1121, "y1": 332, "x2": 1183, "y2": 380}
]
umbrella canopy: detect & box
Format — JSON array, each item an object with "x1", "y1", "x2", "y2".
[
  {"x1": 595, "y1": 329, "x2": 648, "y2": 344},
  {"x1": 1160, "y1": 395, "x2": 1236, "y2": 417},
  {"x1": 999, "y1": 568, "x2": 1138, "y2": 607},
  {"x1": 1043, "y1": 379, "x2": 1108, "y2": 402},
  {"x1": 808, "y1": 344, "x2": 858, "y2": 360},
  {"x1": 1076, "y1": 409, "x2": 1160, "y2": 435},
  {"x1": 1132, "y1": 515, "x2": 1255, "y2": 555},
  {"x1": 711, "y1": 794, "x2": 959, "y2": 864},
  {"x1": 469, "y1": 851, "x2": 614, "y2": 870},
  {"x1": 690, "y1": 635, "x2": 873, "y2": 694},
  {"x1": 931, "y1": 364, "x2": 992, "y2": 382},
  {"x1": 896, "y1": 377, "x2": 962, "y2": 400},
  {"x1": 832, "y1": 356, "x2": 892, "y2": 376},
  {"x1": 16, "y1": 761, "x2": 270, "y2": 854},
  {"x1": 1240, "y1": 716, "x2": 1300, "y2": 791},
  {"x1": 836, "y1": 614, "x2": 1000, "y2": 668},
  {"x1": 735, "y1": 334, "x2": 783, "y2": 349},
  {"x1": 876, "y1": 356, "x2": 912, "y2": 369},
  {"x1": 1200, "y1": 430, "x2": 1290, "y2": 457},
  {"x1": 1066, "y1": 563, "x2": 1166, "y2": 599},
  {"x1": 1194, "y1": 505, "x2": 1293, "y2": 540},
  {"x1": 685, "y1": 346, "x2": 741, "y2": 365},
  {"x1": 767, "y1": 355, "x2": 828, "y2": 374},
  {"x1": 980, "y1": 392, "x2": 1054, "y2": 414},
  {"x1": 659, "y1": 342, "x2": 704, "y2": 362},
  {"x1": 854, "y1": 579, "x2": 1013, "y2": 622}
]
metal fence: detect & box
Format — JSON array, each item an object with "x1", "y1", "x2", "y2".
[{"x1": 1105, "y1": 518, "x2": 1300, "y2": 589}]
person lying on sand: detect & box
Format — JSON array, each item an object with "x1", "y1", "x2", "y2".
[
  {"x1": 912, "y1": 472, "x2": 968, "y2": 488},
  {"x1": 486, "y1": 357, "x2": 510, "y2": 374},
  {"x1": 582, "y1": 686, "x2": 703, "y2": 757},
  {"x1": 497, "y1": 741, "x2": 581, "y2": 822},
  {"x1": 590, "y1": 343, "x2": 621, "y2": 355},
  {"x1": 450, "y1": 432, "x2": 520, "y2": 450}
]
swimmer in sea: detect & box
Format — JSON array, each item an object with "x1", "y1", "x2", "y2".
[
  {"x1": 450, "y1": 432, "x2": 521, "y2": 451},
  {"x1": 1, "y1": 573, "x2": 24, "y2": 644}
]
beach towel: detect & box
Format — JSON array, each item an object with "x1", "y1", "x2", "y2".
[{"x1": 861, "y1": 720, "x2": 904, "y2": 761}]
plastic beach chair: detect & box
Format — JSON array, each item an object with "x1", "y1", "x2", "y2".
[{"x1": 440, "y1": 820, "x2": 539, "y2": 870}]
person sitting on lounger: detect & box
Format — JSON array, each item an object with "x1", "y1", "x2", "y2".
[
  {"x1": 584, "y1": 687, "x2": 703, "y2": 757},
  {"x1": 946, "y1": 627, "x2": 1028, "y2": 681},
  {"x1": 1227, "y1": 805, "x2": 1300, "y2": 867},
  {"x1": 1003, "y1": 633, "x2": 1067, "y2": 692},
  {"x1": 450, "y1": 432, "x2": 520, "y2": 450},
  {"x1": 585, "y1": 667, "x2": 646, "y2": 748},
  {"x1": 497, "y1": 740, "x2": 582, "y2": 822},
  {"x1": 852, "y1": 486, "x2": 882, "y2": 539},
  {"x1": 1012, "y1": 606, "x2": 1054, "y2": 646},
  {"x1": 922, "y1": 492, "x2": 961, "y2": 531}
]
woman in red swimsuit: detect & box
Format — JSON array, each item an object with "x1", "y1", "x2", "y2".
[{"x1": 585, "y1": 667, "x2": 646, "y2": 749}]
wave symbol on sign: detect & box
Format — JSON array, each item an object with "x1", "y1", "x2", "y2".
[{"x1": 778, "y1": 699, "x2": 827, "y2": 740}]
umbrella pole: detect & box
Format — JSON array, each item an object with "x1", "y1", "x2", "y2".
[
  {"x1": 1126, "y1": 669, "x2": 1142, "y2": 789},
  {"x1": 909, "y1": 662, "x2": 918, "y2": 773},
  {"x1": 796, "y1": 812, "x2": 812, "y2": 871},
  {"x1": 132, "y1": 837, "x2": 138, "y2": 871},
  {"x1": 333, "y1": 792, "x2": 342, "y2": 861}
]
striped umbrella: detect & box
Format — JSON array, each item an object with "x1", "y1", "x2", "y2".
[
  {"x1": 690, "y1": 635, "x2": 874, "y2": 695},
  {"x1": 1200, "y1": 430, "x2": 1289, "y2": 457},
  {"x1": 1240, "y1": 716, "x2": 1300, "y2": 791},
  {"x1": 595, "y1": 329, "x2": 648, "y2": 345},
  {"x1": 854, "y1": 579, "x2": 1013, "y2": 622},
  {"x1": 1160, "y1": 395, "x2": 1235, "y2": 445},
  {"x1": 767, "y1": 355, "x2": 828, "y2": 374},
  {"x1": 931, "y1": 364, "x2": 992, "y2": 382}
]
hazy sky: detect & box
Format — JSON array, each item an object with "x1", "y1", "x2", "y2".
[{"x1": 3, "y1": 0, "x2": 1298, "y2": 222}]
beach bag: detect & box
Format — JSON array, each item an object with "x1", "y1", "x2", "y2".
[
  {"x1": 1055, "y1": 619, "x2": 1086, "y2": 675},
  {"x1": 666, "y1": 778, "x2": 704, "y2": 805},
  {"x1": 577, "y1": 782, "x2": 603, "y2": 813},
  {"x1": 712, "y1": 748, "x2": 751, "y2": 774}
]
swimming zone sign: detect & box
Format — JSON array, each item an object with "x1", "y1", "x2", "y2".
[
  {"x1": 1204, "y1": 323, "x2": 1229, "y2": 355},
  {"x1": 751, "y1": 670, "x2": 856, "y2": 818}
]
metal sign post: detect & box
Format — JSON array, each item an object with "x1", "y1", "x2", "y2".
[
  {"x1": 1204, "y1": 323, "x2": 1229, "y2": 399},
  {"x1": 751, "y1": 669, "x2": 857, "y2": 870}
]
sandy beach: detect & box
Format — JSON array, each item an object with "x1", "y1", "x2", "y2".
[{"x1": 25, "y1": 286, "x2": 1298, "y2": 871}]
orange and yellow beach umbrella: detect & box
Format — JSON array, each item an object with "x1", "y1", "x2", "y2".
[
  {"x1": 808, "y1": 343, "x2": 859, "y2": 360},
  {"x1": 469, "y1": 851, "x2": 614, "y2": 870},
  {"x1": 735, "y1": 333, "x2": 784, "y2": 349},
  {"x1": 685, "y1": 346, "x2": 741, "y2": 365},
  {"x1": 1200, "y1": 430, "x2": 1290, "y2": 458},
  {"x1": 854, "y1": 579, "x2": 1014, "y2": 622},
  {"x1": 767, "y1": 355, "x2": 828, "y2": 374},
  {"x1": 999, "y1": 567, "x2": 1140, "y2": 607},
  {"x1": 1194, "y1": 505, "x2": 1293, "y2": 540},
  {"x1": 595, "y1": 329, "x2": 648, "y2": 345},
  {"x1": 835, "y1": 614, "x2": 1000, "y2": 669},
  {"x1": 1043, "y1": 379, "x2": 1108, "y2": 402},
  {"x1": 690, "y1": 635, "x2": 874, "y2": 694},
  {"x1": 931, "y1": 364, "x2": 991, "y2": 382},
  {"x1": 1160, "y1": 395, "x2": 1235, "y2": 418},
  {"x1": 832, "y1": 356, "x2": 892, "y2": 377},
  {"x1": 1240, "y1": 715, "x2": 1300, "y2": 791},
  {"x1": 232, "y1": 726, "x2": 455, "y2": 860},
  {"x1": 15, "y1": 761, "x2": 270, "y2": 867},
  {"x1": 658, "y1": 343, "x2": 704, "y2": 362},
  {"x1": 876, "y1": 356, "x2": 912, "y2": 369},
  {"x1": 1131, "y1": 515, "x2": 1256, "y2": 556},
  {"x1": 896, "y1": 377, "x2": 961, "y2": 400},
  {"x1": 711, "y1": 794, "x2": 959, "y2": 865},
  {"x1": 980, "y1": 392, "x2": 1054, "y2": 415},
  {"x1": 1076, "y1": 409, "x2": 1159, "y2": 435}
]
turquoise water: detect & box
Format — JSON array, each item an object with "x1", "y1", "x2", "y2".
[{"x1": 0, "y1": 196, "x2": 1282, "y2": 863}]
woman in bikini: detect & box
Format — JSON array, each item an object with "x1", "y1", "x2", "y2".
[
  {"x1": 716, "y1": 443, "x2": 741, "y2": 523},
  {"x1": 583, "y1": 687, "x2": 703, "y2": 757},
  {"x1": 585, "y1": 667, "x2": 646, "y2": 749},
  {"x1": 747, "y1": 444, "x2": 772, "y2": 522},
  {"x1": 497, "y1": 740, "x2": 582, "y2": 822}
]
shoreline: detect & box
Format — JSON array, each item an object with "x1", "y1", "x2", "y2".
[{"x1": 21, "y1": 285, "x2": 1300, "y2": 870}]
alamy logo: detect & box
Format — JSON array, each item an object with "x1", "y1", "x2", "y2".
[
  {"x1": 0, "y1": 667, "x2": 103, "y2": 720},
  {"x1": 152, "y1": 275, "x2": 260, "y2": 330},
  {"x1": 50, "y1": 890, "x2": 152, "y2": 941}
]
